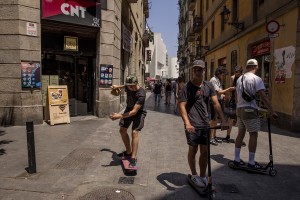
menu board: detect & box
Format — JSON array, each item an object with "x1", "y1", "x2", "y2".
[
  {"x1": 99, "y1": 64, "x2": 113, "y2": 87},
  {"x1": 48, "y1": 85, "x2": 70, "y2": 125},
  {"x1": 21, "y1": 62, "x2": 41, "y2": 89}
]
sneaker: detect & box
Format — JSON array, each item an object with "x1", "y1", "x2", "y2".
[
  {"x1": 248, "y1": 161, "x2": 264, "y2": 169},
  {"x1": 233, "y1": 159, "x2": 245, "y2": 166},
  {"x1": 210, "y1": 138, "x2": 218, "y2": 146},
  {"x1": 129, "y1": 158, "x2": 137, "y2": 168},
  {"x1": 117, "y1": 151, "x2": 132, "y2": 158},
  {"x1": 222, "y1": 136, "x2": 230, "y2": 143},
  {"x1": 191, "y1": 175, "x2": 206, "y2": 188}
]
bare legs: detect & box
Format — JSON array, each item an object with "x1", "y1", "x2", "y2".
[
  {"x1": 188, "y1": 145, "x2": 208, "y2": 177},
  {"x1": 119, "y1": 127, "x2": 139, "y2": 159}
]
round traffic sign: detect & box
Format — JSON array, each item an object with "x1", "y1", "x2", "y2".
[{"x1": 266, "y1": 20, "x2": 280, "y2": 34}]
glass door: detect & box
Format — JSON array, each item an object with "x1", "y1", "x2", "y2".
[{"x1": 42, "y1": 53, "x2": 94, "y2": 116}]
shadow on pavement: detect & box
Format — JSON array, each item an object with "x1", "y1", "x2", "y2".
[
  {"x1": 260, "y1": 119, "x2": 300, "y2": 139},
  {"x1": 0, "y1": 130, "x2": 12, "y2": 156},
  {"x1": 100, "y1": 148, "x2": 121, "y2": 167},
  {"x1": 155, "y1": 162, "x2": 300, "y2": 200}
]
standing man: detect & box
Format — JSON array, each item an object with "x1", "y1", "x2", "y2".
[
  {"x1": 209, "y1": 67, "x2": 235, "y2": 145},
  {"x1": 233, "y1": 59, "x2": 278, "y2": 168},
  {"x1": 178, "y1": 60, "x2": 228, "y2": 187},
  {"x1": 110, "y1": 75, "x2": 147, "y2": 167}
]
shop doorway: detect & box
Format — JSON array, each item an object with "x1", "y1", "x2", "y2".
[{"x1": 42, "y1": 53, "x2": 95, "y2": 116}]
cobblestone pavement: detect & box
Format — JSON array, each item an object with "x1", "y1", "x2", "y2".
[{"x1": 0, "y1": 92, "x2": 299, "y2": 200}]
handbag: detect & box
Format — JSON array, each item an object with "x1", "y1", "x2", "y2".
[{"x1": 241, "y1": 75, "x2": 255, "y2": 102}]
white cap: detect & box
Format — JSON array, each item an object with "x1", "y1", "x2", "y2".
[
  {"x1": 246, "y1": 59, "x2": 258, "y2": 66},
  {"x1": 192, "y1": 60, "x2": 205, "y2": 68}
]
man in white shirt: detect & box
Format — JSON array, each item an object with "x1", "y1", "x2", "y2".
[{"x1": 233, "y1": 59, "x2": 278, "y2": 169}]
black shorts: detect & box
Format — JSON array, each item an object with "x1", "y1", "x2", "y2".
[
  {"x1": 185, "y1": 128, "x2": 209, "y2": 146},
  {"x1": 119, "y1": 111, "x2": 147, "y2": 131}
]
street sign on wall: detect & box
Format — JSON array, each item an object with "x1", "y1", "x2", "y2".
[{"x1": 42, "y1": 0, "x2": 101, "y2": 27}]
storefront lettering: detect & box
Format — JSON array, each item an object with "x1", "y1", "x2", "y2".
[{"x1": 61, "y1": 3, "x2": 86, "y2": 18}]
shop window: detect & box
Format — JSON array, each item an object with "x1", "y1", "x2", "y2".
[
  {"x1": 232, "y1": 0, "x2": 238, "y2": 22},
  {"x1": 253, "y1": 0, "x2": 258, "y2": 22},
  {"x1": 206, "y1": 0, "x2": 209, "y2": 11}
]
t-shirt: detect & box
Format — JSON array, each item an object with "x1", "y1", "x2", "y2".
[
  {"x1": 125, "y1": 86, "x2": 147, "y2": 113},
  {"x1": 178, "y1": 81, "x2": 216, "y2": 128},
  {"x1": 153, "y1": 83, "x2": 162, "y2": 94},
  {"x1": 209, "y1": 76, "x2": 223, "y2": 100},
  {"x1": 236, "y1": 72, "x2": 265, "y2": 109}
]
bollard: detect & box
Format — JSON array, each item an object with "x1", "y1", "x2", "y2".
[{"x1": 25, "y1": 121, "x2": 36, "y2": 174}]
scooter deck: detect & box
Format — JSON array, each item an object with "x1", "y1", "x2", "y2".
[
  {"x1": 228, "y1": 161, "x2": 267, "y2": 174},
  {"x1": 187, "y1": 174, "x2": 208, "y2": 196},
  {"x1": 121, "y1": 157, "x2": 137, "y2": 176}
]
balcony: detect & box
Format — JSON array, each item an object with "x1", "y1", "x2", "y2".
[
  {"x1": 127, "y1": 0, "x2": 138, "y2": 3},
  {"x1": 187, "y1": 27, "x2": 195, "y2": 42},
  {"x1": 193, "y1": 16, "x2": 203, "y2": 32},
  {"x1": 188, "y1": 0, "x2": 196, "y2": 11},
  {"x1": 143, "y1": 0, "x2": 149, "y2": 18},
  {"x1": 142, "y1": 30, "x2": 153, "y2": 47}
]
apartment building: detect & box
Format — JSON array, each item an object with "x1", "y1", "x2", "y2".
[
  {"x1": 178, "y1": 0, "x2": 300, "y2": 132},
  {"x1": 0, "y1": 0, "x2": 150, "y2": 126}
]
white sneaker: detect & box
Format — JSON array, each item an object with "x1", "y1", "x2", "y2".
[
  {"x1": 191, "y1": 175, "x2": 206, "y2": 188},
  {"x1": 200, "y1": 177, "x2": 208, "y2": 186}
]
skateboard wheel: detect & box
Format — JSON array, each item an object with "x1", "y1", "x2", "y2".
[{"x1": 269, "y1": 169, "x2": 277, "y2": 176}]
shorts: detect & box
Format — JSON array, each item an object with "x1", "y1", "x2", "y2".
[
  {"x1": 165, "y1": 91, "x2": 172, "y2": 97},
  {"x1": 119, "y1": 111, "x2": 147, "y2": 131},
  {"x1": 185, "y1": 128, "x2": 209, "y2": 146},
  {"x1": 236, "y1": 107, "x2": 260, "y2": 132},
  {"x1": 210, "y1": 100, "x2": 224, "y2": 120}
]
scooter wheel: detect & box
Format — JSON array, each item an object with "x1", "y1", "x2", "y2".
[{"x1": 269, "y1": 169, "x2": 277, "y2": 176}]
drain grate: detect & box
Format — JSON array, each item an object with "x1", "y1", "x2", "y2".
[
  {"x1": 55, "y1": 148, "x2": 98, "y2": 170},
  {"x1": 78, "y1": 188, "x2": 135, "y2": 200},
  {"x1": 218, "y1": 184, "x2": 239, "y2": 193},
  {"x1": 118, "y1": 177, "x2": 135, "y2": 184}
]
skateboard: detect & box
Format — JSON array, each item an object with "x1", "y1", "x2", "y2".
[
  {"x1": 121, "y1": 156, "x2": 137, "y2": 176},
  {"x1": 187, "y1": 174, "x2": 209, "y2": 196}
]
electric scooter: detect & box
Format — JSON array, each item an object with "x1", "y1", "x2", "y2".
[
  {"x1": 187, "y1": 126, "x2": 221, "y2": 200},
  {"x1": 228, "y1": 111, "x2": 277, "y2": 176}
]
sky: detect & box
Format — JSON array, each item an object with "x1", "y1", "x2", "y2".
[{"x1": 147, "y1": 0, "x2": 179, "y2": 58}]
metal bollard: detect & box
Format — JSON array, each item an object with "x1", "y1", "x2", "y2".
[{"x1": 25, "y1": 121, "x2": 36, "y2": 174}]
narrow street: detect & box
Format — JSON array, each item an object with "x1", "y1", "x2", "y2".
[{"x1": 0, "y1": 92, "x2": 299, "y2": 200}]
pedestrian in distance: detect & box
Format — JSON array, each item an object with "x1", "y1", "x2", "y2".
[
  {"x1": 164, "y1": 79, "x2": 172, "y2": 105},
  {"x1": 153, "y1": 80, "x2": 162, "y2": 106},
  {"x1": 178, "y1": 60, "x2": 229, "y2": 188},
  {"x1": 172, "y1": 78, "x2": 177, "y2": 104},
  {"x1": 110, "y1": 75, "x2": 147, "y2": 167},
  {"x1": 209, "y1": 66, "x2": 235, "y2": 145},
  {"x1": 232, "y1": 59, "x2": 278, "y2": 169}
]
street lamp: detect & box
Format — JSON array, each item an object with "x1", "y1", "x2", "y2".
[{"x1": 221, "y1": 5, "x2": 244, "y2": 31}]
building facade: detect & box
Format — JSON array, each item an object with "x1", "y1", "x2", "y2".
[
  {"x1": 168, "y1": 57, "x2": 179, "y2": 79},
  {"x1": 0, "y1": 0, "x2": 150, "y2": 126},
  {"x1": 178, "y1": 0, "x2": 300, "y2": 132},
  {"x1": 145, "y1": 32, "x2": 168, "y2": 80}
]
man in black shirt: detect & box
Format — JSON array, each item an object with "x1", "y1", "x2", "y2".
[
  {"x1": 178, "y1": 60, "x2": 228, "y2": 188},
  {"x1": 110, "y1": 75, "x2": 147, "y2": 167}
]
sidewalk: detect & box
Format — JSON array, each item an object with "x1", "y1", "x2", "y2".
[{"x1": 0, "y1": 92, "x2": 299, "y2": 200}]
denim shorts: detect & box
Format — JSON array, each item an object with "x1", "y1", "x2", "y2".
[{"x1": 185, "y1": 128, "x2": 209, "y2": 146}]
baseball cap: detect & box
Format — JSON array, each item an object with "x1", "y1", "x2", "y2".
[
  {"x1": 125, "y1": 75, "x2": 138, "y2": 85},
  {"x1": 246, "y1": 59, "x2": 258, "y2": 66},
  {"x1": 192, "y1": 60, "x2": 205, "y2": 68}
]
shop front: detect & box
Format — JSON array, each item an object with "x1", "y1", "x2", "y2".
[{"x1": 41, "y1": 0, "x2": 101, "y2": 117}]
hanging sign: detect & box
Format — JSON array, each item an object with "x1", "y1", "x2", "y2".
[
  {"x1": 251, "y1": 40, "x2": 270, "y2": 57},
  {"x1": 48, "y1": 85, "x2": 70, "y2": 125},
  {"x1": 42, "y1": 0, "x2": 101, "y2": 27}
]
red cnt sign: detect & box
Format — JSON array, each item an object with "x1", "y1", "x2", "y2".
[
  {"x1": 42, "y1": 0, "x2": 101, "y2": 27},
  {"x1": 252, "y1": 40, "x2": 270, "y2": 57}
]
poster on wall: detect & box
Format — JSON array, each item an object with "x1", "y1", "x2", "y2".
[
  {"x1": 274, "y1": 46, "x2": 295, "y2": 84},
  {"x1": 42, "y1": 0, "x2": 101, "y2": 27},
  {"x1": 21, "y1": 62, "x2": 41, "y2": 89},
  {"x1": 99, "y1": 64, "x2": 113, "y2": 87}
]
